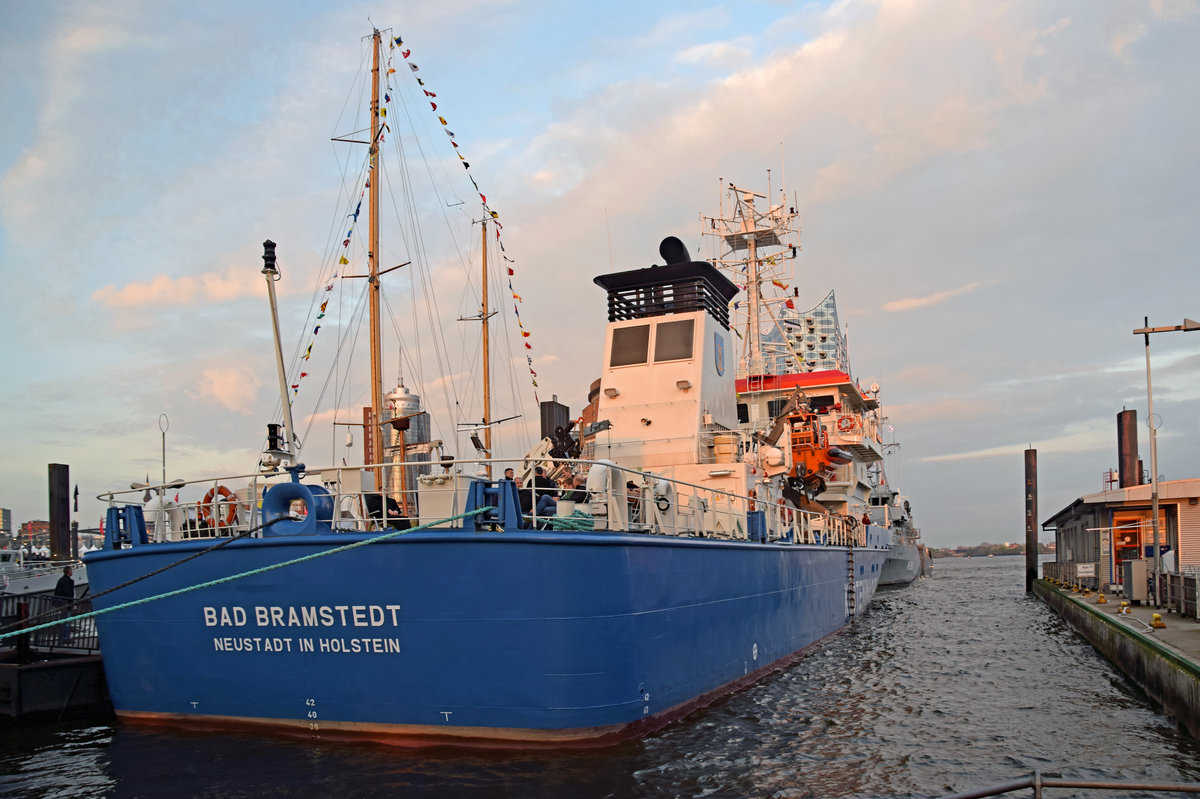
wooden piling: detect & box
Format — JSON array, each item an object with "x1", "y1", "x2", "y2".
[
  {"x1": 1025, "y1": 448, "x2": 1038, "y2": 592},
  {"x1": 48, "y1": 463, "x2": 70, "y2": 560}
]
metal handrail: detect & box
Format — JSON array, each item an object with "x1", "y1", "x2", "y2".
[
  {"x1": 91, "y1": 456, "x2": 879, "y2": 550},
  {"x1": 938, "y1": 770, "x2": 1200, "y2": 798},
  {"x1": 0, "y1": 594, "x2": 100, "y2": 653}
]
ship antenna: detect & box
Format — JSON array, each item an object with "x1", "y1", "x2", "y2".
[
  {"x1": 605, "y1": 207, "x2": 614, "y2": 271},
  {"x1": 780, "y1": 141, "x2": 786, "y2": 204}
]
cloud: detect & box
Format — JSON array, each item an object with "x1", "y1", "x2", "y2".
[
  {"x1": 923, "y1": 417, "x2": 1113, "y2": 462},
  {"x1": 882, "y1": 281, "x2": 985, "y2": 312},
  {"x1": 1, "y1": 16, "x2": 162, "y2": 234},
  {"x1": 59, "y1": 23, "x2": 144, "y2": 56},
  {"x1": 92, "y1": 267, "x2": 262, "y2": 309},
  {"x1": 6, "y1": 0, "x2": 1200, "y2": 551},
  {"x1": 194, "y1": 366, "x2": 261, "y2": 414},
  {"x1": 889, "y1": 396, "x2": 991, "y2": 425},
  {"x1": 1110, "y1": 23, "x2": 1148, "y2": 63},
  {"x1": 629, "y1": 7, "x2": 730, "y2": 52},
  {"x1": 673, "y1": 41, "x2": 751, "y2": 67},
  {"x1": 301, "y1": 407, "x2": 351, "y2": 430},
  {"x1": 1151, "y1": 0, "x2": 1198, "y2": 20}
]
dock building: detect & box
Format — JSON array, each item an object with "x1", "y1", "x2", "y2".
[
  {"x1": 1042, "y1": 409, "x2": 1200, "y2": 600},
  {"x1": 1037, "y1": 409, "x2": 1200, "y2": 740}
]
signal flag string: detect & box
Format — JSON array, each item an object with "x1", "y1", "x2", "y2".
[{"x1": 389, "y1": 33, "x2": 541, "y2": 406}]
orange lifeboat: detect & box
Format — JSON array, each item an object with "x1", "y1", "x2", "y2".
[{"x1": 784, "y1": 411, "x2": 852, "y2": 497}]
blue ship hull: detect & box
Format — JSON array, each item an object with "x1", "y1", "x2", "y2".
[{"x1": 86, "y1": 528, "x2": 886, "y2": 746}]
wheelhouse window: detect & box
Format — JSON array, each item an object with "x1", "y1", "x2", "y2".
[
  {"x1": 809, "y1": 394, "x2": 836, "y2": 412},
  {"x1": 610, "y1": 324, "x2": 650, "y2": 367},
  {"x1": 767, "y1": 398, "x2": 789, "y2": 419},
  {"x1": 653, "y1": 319, "x2": 694, "y2": 362}
]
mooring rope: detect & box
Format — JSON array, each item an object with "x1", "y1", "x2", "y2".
[
  {"x1": 526, "y1": 510, "x2": 595, "y2": 531},
  {"x1": 0, "y1": 506, "x2": 493, "y2": 642},
  {"x1": 0, "y1": 518, "x2": 276, "y2": 637}
]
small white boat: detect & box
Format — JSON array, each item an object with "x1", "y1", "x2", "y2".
[{"x1": 0, "y1": 549, "x2": 88, "y2": 597}]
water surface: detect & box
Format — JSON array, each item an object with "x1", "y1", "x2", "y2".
[{"x1": 4, "y1": 556, "x2": 1199, "y2": 798}]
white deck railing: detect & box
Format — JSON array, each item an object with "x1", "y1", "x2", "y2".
[{"x1": 97, "y1": 458, "x2": 873, "y2": 549}]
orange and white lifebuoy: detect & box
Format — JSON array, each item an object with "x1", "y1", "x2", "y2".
[
  {"x1": 201, "y1": 485, "x2": 238, "y2": 527},
  {"x1": 837, "y1": 415, "x2": 856, "y2": 433}
]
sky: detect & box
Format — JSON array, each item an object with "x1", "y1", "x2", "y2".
[{"x1": 3, "y1": 0, "x2": 1199, "y2": 549}]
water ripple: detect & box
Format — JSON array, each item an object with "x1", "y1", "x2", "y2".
[{"x1": 2, "y1": 557, "x2": 1199, "y2": 798}]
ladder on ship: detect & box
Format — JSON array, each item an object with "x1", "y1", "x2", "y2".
[{"x1": 847, "y1": 545, "x2": 856, "y2": 620}]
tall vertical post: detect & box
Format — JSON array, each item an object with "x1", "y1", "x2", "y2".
[
  {"x1": 1131, "y1": 317, "x2": 1200, "y2": 603},
  {"x1": 1024, "y1": 449, "x2": 1038, "y2": 592},
  {"x1": 160, "y1": 413, "x2": 169, "y2": 491},
  {"x1": 1142, "y1": 318, "x2": 1162, "y2": 604},
  {"x1": 367, "y1": 29, "x2": 384, "y2": 489},
  {"x1": 262, "y1": 240, "x2": 296, "y2": 461},
  {"x1": 362, "y1": 406, "x2": 375, "y2": 475},
  {"x1": 745, "y1": 231, "x2": 762, "y2": 377},
  {"x1": 48, "y1": 463, "x2": 70, "y2": 560},
  {"x1": 396, "y1": 423, "x2": 409, "y2": 516},
  {"x1": 481, "y1": 220, "x2": 492, "y2": 477}
]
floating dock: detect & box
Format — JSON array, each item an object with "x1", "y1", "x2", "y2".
[
  {"x1": 1034, "y1": 579, "x2": 1200, "y2": 738},
  {"x1": 0, "y1": 652, "x2": 110, "y2": 720},
  {"x1": 0, "y1": 594, "x2": 111, "y2": 720}
]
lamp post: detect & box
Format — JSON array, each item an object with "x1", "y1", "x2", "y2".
[{"x1": 1133, "y1": 316, "x2": 1200, "y2": 606}]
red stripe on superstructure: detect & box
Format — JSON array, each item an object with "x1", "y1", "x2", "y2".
[{"x1": 735, "y1": 370, "x2": 851, "y2": 394}]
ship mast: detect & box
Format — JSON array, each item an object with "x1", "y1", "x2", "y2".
[
  {"x1": 744, "y1": 218, "x2": 763, "y2": 377},
  {"x1": 703, "y1": 181, "x2": 801, "y2": 381},
  {"x1": 481, "y1": 219, "x2": 493, "y2": 476},
  {"x1": 368, "y1": 28, "x2": 384, "y2": 488}
]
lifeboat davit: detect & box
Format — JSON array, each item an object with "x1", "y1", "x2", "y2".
[{"x1": 784, "y1": 412, "x2": 856, "y2": 499}]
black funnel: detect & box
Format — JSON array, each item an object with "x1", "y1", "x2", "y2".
[{"x1": 659, "y1": 236, "x2": 692, "y2": 265}]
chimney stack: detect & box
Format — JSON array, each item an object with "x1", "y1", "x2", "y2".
[{"x1": 1117, "y1": 409, "x2": 1139, "y2": 488}]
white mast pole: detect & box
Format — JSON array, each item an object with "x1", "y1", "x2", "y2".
[{"x1": 261, "y1": 240, "x2": 296, "y2": 462}]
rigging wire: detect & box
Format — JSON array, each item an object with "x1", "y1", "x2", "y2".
[
  {"x1": 262, "y1": 30, "x2": 538, "y2": 472},
  {"x1": 381, "y1": 118, "x2": 462, "y2": 453},
  {"x1": 299, "y1": 281, "x2": 371, "y2": 449},
  {"x1": 265, "y1": 44, "x2": 373, "y2": 453},
  {"x1": 381, "y1": 68, "x2": 501, "y2": 456},
  {"x1": 381, "y1": 65, "x2": 534, "y2": 456}
]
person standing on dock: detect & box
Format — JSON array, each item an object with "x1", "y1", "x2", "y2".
[{"x1": 55, "y1": 566, "x2": 74, "y2": 644}]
